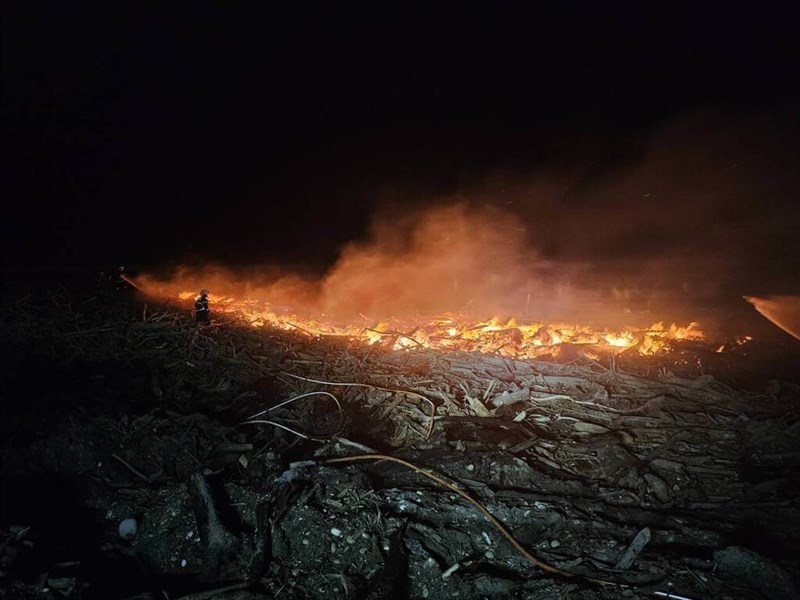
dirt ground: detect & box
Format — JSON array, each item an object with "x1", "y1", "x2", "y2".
[{"x1": 1, "y1": 282, "x2": 799, "y2": 600}]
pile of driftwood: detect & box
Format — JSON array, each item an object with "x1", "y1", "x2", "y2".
[{"x1": 1, "y1": 286, "x2": 798, "y2": 600}]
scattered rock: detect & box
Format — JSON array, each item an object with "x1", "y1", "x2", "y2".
[{"x1": 119, "y1": 518, "x2": 138, "y2": 540}]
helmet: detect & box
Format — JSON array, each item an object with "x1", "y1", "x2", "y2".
[{"x1": 200, "y1": 289, "x2": 209, "y2": 295}]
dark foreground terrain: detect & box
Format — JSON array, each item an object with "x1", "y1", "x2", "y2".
[{"x1": 2, "y1": 281, "x2": 799, "y2": 600}]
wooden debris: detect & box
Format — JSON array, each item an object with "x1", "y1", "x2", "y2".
[
  {"x1": 615, "y1": 527, "x2": 651, "y2": 569},
  {"x1": 2, "y1": 285, "x2": 799, "y2": 600}
]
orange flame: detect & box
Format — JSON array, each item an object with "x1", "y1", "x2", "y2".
[{"x1": 172, "y1": 290, "x2": 712, "y2": 357}]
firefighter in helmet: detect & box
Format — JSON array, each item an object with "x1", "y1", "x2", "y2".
[
  {"x1": 114, "y1": 266, "x2": 129, "y2": 290},
  {"x1": 195, "y1": 289, "x2": 210, "y2": 324}
]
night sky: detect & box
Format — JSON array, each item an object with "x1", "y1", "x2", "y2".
[{"x1": 3, "y1": 2, "x2": 800, "y2": 292}]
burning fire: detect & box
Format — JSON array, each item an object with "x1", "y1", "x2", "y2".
[
  {"x1": 174, "y1": 291, "x2": 710, "y2": 358},
  {"x1": 135, "y1": 204, "x2": 763, "y2": 360}
]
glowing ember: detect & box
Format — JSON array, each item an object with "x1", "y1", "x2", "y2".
[{"x1": 170, "y1": 290, "x2": 717, "y2": 358}]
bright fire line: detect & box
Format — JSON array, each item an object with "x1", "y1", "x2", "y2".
[{"x1": 176, "y1": 291, "x2": 719, "y2": 358}]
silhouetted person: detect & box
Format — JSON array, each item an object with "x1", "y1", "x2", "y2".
[
  {"x1": 114, "y1": 266, "x2": 130, "y2": 291},
  {"x1": 195, "y1": 289, "x2": 210, "y2": 324},
  {"x1": 96, "y1": 266, "x2": 136, "y2": 299}
]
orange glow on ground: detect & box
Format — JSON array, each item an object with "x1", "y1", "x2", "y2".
[{"x1": 172, "y1": 290, "x2": 712, "y2": 358}]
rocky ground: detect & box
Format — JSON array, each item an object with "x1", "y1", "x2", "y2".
[{"x1": 1, "y1": 282, "x2": 799, "y2": 600}]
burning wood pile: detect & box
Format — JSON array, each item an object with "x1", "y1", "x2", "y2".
[
  {"x1": 175, "y1": 290, "x2": 737, "y2": 359},
  {"x1": 1, "y1": 284, "x2": 798, "y2": 600}
]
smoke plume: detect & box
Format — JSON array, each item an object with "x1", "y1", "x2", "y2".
[{"x1": 140, "y1": 110, "x2": 799, "y2": 334}]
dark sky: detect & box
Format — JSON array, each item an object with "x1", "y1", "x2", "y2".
[{"x1": 3, "y1": 2, "x2": 800, "y2": 277}]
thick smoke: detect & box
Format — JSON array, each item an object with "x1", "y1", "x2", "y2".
[
  {"x1": 507, "y1": 111, "x2": 800, "y2": 298},
  {"x1": 441, "y1": 110, "x2": 800, "y2": 325},
  {"x1": 141, "y1": 110, "x2": 799, "y2": 333},
  {"x1": 318, "y1": 203, "x2": 534, "y2": 317},
  {"x1": 140, "y1": 204, "x2": 558, "y2": 320}
]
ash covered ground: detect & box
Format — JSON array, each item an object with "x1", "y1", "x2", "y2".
[{"x1": 2, "y1": 279, "x2": 799, "y2": 600}]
